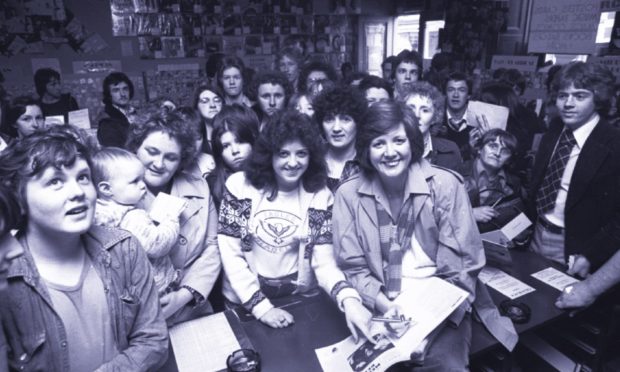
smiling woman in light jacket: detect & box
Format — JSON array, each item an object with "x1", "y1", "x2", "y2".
[{"x1": 333, "y1": 101, "x2": 517, "y2": 371}]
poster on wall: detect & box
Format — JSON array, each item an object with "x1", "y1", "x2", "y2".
[{"x1": 527, "y1": 0, "x2": 600, "y2": 55}]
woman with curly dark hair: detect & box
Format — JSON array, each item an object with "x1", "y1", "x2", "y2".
[
  {"x1": 207, "y1": 104, "x2": 259, "y2": 208},
  {"x1": 313, "y1": 84, "x2": 367, "y2": 191},
  {"x1": 217, "y1": 109, "x2": 373, "y2": 342},
  {"x1": 298, "y1": 60, "x2": 338, "y2": 95},
  {"x1": 126, "y1": 113, "x2": 221, "y2": 326}
]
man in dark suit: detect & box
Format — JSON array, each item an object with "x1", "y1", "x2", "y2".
[{"x1": 529, "y1": 61, "x2": 620, "y2": 279}]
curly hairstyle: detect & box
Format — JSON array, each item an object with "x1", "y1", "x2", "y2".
[
  {"x1": 358, "y1": 75, "x2": 394, "y2": 99},
  {"x1": 33, "y1": 68, "x2": 60, "y2": 97},
  {"x1": 245, "y1": 109, "x2": 327, "y2": 199},
  {"x1": 401, "y1": 81, "x2": 446, "y2": 127},
  {"x1": 248, "y1": 70, "x2": 292, "y2": 103},
  {"x1": 550, "y1": 61, "x2": 615, "y2": 116},
  {"x1": 171, "y1": 106, "x2": 207, "y2": 155},
  {"x1": 0, "y1": 125, "x2": 93, "y2": 230},
  {"x1": 297, "y1": 60, "x2": 338, "y2": 92},
  {"x1": 391, "y1": 50, "x2": 423, "y2": 80},
  {"x1": 3, "y1": 96, "x2": 42, "y2": 138},
  {"x1": 125, "y1": 112, "x2": 196, "y2": 172},
  {"x1": 102, "y1": 72, "x2": 134, "y2": 106},
  {"x1": 313, "y1": 84, "x2": 367, "y2": 136},
  {"x1": 356, "y1": 101, "x2": 424, "y2": 177}
]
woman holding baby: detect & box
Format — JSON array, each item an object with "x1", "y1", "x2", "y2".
[{"x1": 125, "y1": 110, "x2": 221, "y2": 326}]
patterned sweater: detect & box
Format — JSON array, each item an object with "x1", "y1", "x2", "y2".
[{"x1": 217, "y1": 172, "x2": 359, "y2": 319}]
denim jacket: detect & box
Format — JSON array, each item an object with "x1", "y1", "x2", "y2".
[{"x1": 0, "y1": 225, "x2": 169, "y2": 371}]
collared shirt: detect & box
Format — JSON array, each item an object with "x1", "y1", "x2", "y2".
[
  {"x1": 545, "y1": 113, "x2": 600, "y2": 227},
  {"x1": 112, "y1": 104, "x2": 137, "y2": 124},
  {"x1": 473, "y1": 159, "x2": 512, "y2": 205},
  {"x1": 446, "y1": 107, "x2": 469, "y2": 132}
]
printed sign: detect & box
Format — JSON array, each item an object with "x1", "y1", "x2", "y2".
[
  {"x1": 72, "y1": 60, "x2": 122, "y2": 74},
  {"x1": 528, "y1": 0, "x2": 600, "y2": 55},
  {"x1": 491, "y1": 55, "x2": 538, "y2": 73},
  {"x1": 589, "y1": 55, "x2": 620, "y2": 80}
]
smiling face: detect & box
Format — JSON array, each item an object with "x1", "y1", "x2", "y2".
[
  {"x1": 322, "y1": 114, "x2": 357, "y2": 151},
  {"x1": 221, "y1": 67, "x2": 243, "y2": 98},
  {"x1": 15, "y1": 105, "x2": 45, "y2": 137},
  {"x1": 272, "y1": 139, "x2": 309, "y2": 192},
  {"x1": 279, "y1": 55, "x2": 299, "y2": 83},
  {"x1": 197, "y1": 89, "x2": 223, "y2": 120},
  {"x1": 369, "y1": 123, "x2": 412, "y2": 181},
  {"x1": 220, "y1": 131, "x2": 253, "y2": 171},
  {"x1": 25, "y1": 159, "x2": 96, "y2": 238},
  {"x1": 556, "y1": 83, "x2": 597, "y2": 131},
  {"x1": 109, "y1": 81, "x2": 131, "y2": 108},
  {"x1": 135, "y1": 131, "x2": 182, "y2": 193},
  {"x1": 106, "y1": 158, "x2": 147, "y2": 206},
  {"x1": 405, "y1": 94, "x2": 435, "y2": 135},
  {"x1": 257, "y1": 83, "x2": 286, "y2": 116}
]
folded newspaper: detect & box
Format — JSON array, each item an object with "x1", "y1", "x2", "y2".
[{"x1": 315, "y1": 277, "x2": 469, "y2": 372}]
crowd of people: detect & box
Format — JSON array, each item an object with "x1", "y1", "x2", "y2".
[{"x1": 1, "y1": 47, "x2": 620, "y2": 371}]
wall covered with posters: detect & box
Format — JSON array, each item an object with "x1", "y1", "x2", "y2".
[{"x1": 0, "y1": 0, "x2": 388, "y2": 123}]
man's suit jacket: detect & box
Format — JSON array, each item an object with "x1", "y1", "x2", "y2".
[{"x1": 528, "y1": 118, "x2": 620, "y2": 269}]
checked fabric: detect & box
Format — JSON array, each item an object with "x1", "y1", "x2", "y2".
[{"x1": 536, "y1": 129, "x2": 577, "y2": 216}]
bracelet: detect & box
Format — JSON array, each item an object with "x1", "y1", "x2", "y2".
[{"x1": 181, "y1": 285, "x2": 205, "y2": 306}]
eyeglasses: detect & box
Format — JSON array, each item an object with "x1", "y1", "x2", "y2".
[
  {"x1": 198, "y1": 97, "x2": 223, "y2": 104},
  {"x1": 307, "y1": 77, "x2": 328, "y2": 85},
  {"x1": 485, "y1": 142, "x2": 512, "y2": 157}
]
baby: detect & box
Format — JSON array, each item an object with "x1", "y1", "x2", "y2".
[{"x1": 91, "y1": 147, "x2": 180, "y2": 295}]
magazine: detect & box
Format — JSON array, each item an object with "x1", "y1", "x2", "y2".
[{"x1": 316, "y1": 277, "x2": 469, "y2": 372}]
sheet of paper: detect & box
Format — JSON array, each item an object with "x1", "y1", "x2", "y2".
[
  {"x1": 45, "y1": 115, "x2": 65, "y2": 126},
  {"x1": 480, "y1": 230, "x2": 509, "y2": 246},
  {"x1": 531, "y1": 267, "x2": 580, "y2": 292},
  {"x1": 466, "y1": 100, "x2": 509, "y2": 130},
  {"x1": 169, "y1": 312, "x2": 241, "y2": 372},
  {"x1": 149, "y1": 192, "x2": 187, "y2": 223},
  {"x1": 479, "y1": 266, "x2": 535, "y2": 299},
  {"x1": 67, "y1": 109, "x2": 91, "y2": 130},
  {"x1": 392, "y1": 277, "x2": 468, "y2": 354},
  {"x1": 500, "y1": 212, "x2": 532, "y2": 241}
]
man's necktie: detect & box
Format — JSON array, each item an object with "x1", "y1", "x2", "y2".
[
  {"x1": 535, "y1": 129, "x2": 577, "y2": 216},
  {"x1": 449, "y1": 118, "x2": 466, "y2": 131}
]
